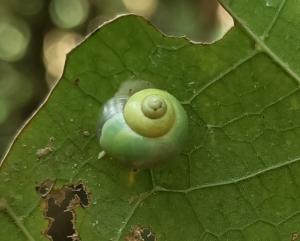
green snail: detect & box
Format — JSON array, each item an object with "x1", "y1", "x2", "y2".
[{"x1": 97, "y1": 81, "x2": 188, "y2": 169}]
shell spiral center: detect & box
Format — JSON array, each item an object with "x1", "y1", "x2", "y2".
[{"x1": 141, "y1": 95, "x2": 167, "y2": 119}]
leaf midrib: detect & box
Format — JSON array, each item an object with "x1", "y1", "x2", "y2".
[{"x1": 219, "y1": 0, "x2": 300, "y2": 85}]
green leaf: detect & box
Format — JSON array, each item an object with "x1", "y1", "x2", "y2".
[{"x1": 1, "y1": 4, "x2": 300, "y2": 240}]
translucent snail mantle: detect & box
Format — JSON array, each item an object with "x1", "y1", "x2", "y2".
[{"x1": 97, "y1": 81, "x2": 188, "y2": 168}]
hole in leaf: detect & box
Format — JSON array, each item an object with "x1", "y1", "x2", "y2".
[
  {"x1": 36, "y1": 180, "x2": 91, "y2": 241},
  {"x1": 292, "y1": 233, "x2": 299, "y2": 241},
  {"x1": 125, "y1": 226, "x2": 156, "y2": 241}
]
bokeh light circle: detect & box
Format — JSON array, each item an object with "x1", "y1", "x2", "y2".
[
  {"x1": 0, "y1": 18, "x2": 31, "y2": 62},
  {"x1": 49, "y1": 0, "x2": 90, "y2": 29},
  {"x1": 43, "y1": 30, "x2": 82, "y2": 85},
  {"x1": 122, "y1": 0, "x2": 158, "y2": 17},
  {"x1": 0, "y1": 63, "x2": 33, "y2": 124}
]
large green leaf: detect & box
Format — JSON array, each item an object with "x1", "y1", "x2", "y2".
[{"x1": 1, "y1": 2, "x2": 300, "y2": 239}]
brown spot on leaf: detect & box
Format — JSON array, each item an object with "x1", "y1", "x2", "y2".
[
  {"x1": 36, "y1": 180, "x2": 91, "y2": 241},
  {"x1": 36, "y1": 137, "x2": 55, "y2": 159},
  {"x1": 292, "y1": 233, "x2": 299, "y2": 241},
  {"x1": 74, "y1": 79, "x2": 80, "y2": 86},
  {"x1": 35, "y1": 179, "x2": 55, "y2": 197},
  {"x1": 125, "y1": 226, "x2": 156, "y2": 241},
  {"x1": 36, "y1": 147, "x2": 53, "y2": 159},
  {"x1": 82, "y1": 130, "x2": 90, "y2": 137}
]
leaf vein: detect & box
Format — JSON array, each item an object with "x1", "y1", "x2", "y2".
[
  {"x1": 219, "y1": 1, "x2": 300, "y2": 85},
  {"x1": 155, "y1": 156, "x2": 300, "y2": 194},
  {"x1": 114, "y1": 190, "x2": 154, "y2": 241},
  {"x1": 184, "y1": 51, "x2": 258, "y2": 104},
  {"x1": 262, "y1": 0, "x2": 288, "y2": 38}
]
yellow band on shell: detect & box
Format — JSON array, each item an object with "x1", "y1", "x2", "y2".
[{"x1": 123, "y1": 89, "x2": 175, "y2": 138}]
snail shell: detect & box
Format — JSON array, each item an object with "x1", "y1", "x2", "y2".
[{"x1": 97, "y1": 81, "x2": 188, "y2": 168}]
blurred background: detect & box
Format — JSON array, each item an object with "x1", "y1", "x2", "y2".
[{"x1": 0, "y1": 0, "x2": 233, "y2": 158}]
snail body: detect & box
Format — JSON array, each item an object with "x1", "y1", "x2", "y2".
[{"x1": 98, "y1": 81, "x2": 188, "y2": 168}]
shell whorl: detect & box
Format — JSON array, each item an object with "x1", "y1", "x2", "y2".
[
  {"x1": 141, "y1": 95, "x2": 167, "y2": 119},
  {"x1": 98, "y1": 81, "x2": 188, "y2": 168},
  {"x1": 97, "y1": 80, "x2": 153, "y2": 137},
  {"x1": 97, "y1": 96, "x2": 128, "y2": 138},
  {"x1": 123, "y1": 89, "x2": 175, "y2": 138}
]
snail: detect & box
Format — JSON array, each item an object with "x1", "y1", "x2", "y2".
[{"x1": 97, "y1": 81, "x2": 188, "y2": 169}]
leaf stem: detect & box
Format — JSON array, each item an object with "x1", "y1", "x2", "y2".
[{"x1": 0, "y1": 199, "x2": 36, "y2": 241}]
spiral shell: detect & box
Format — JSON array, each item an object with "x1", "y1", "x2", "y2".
[{"x1": 97, "y1": 81, "x2": 188, "y2": 168}]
